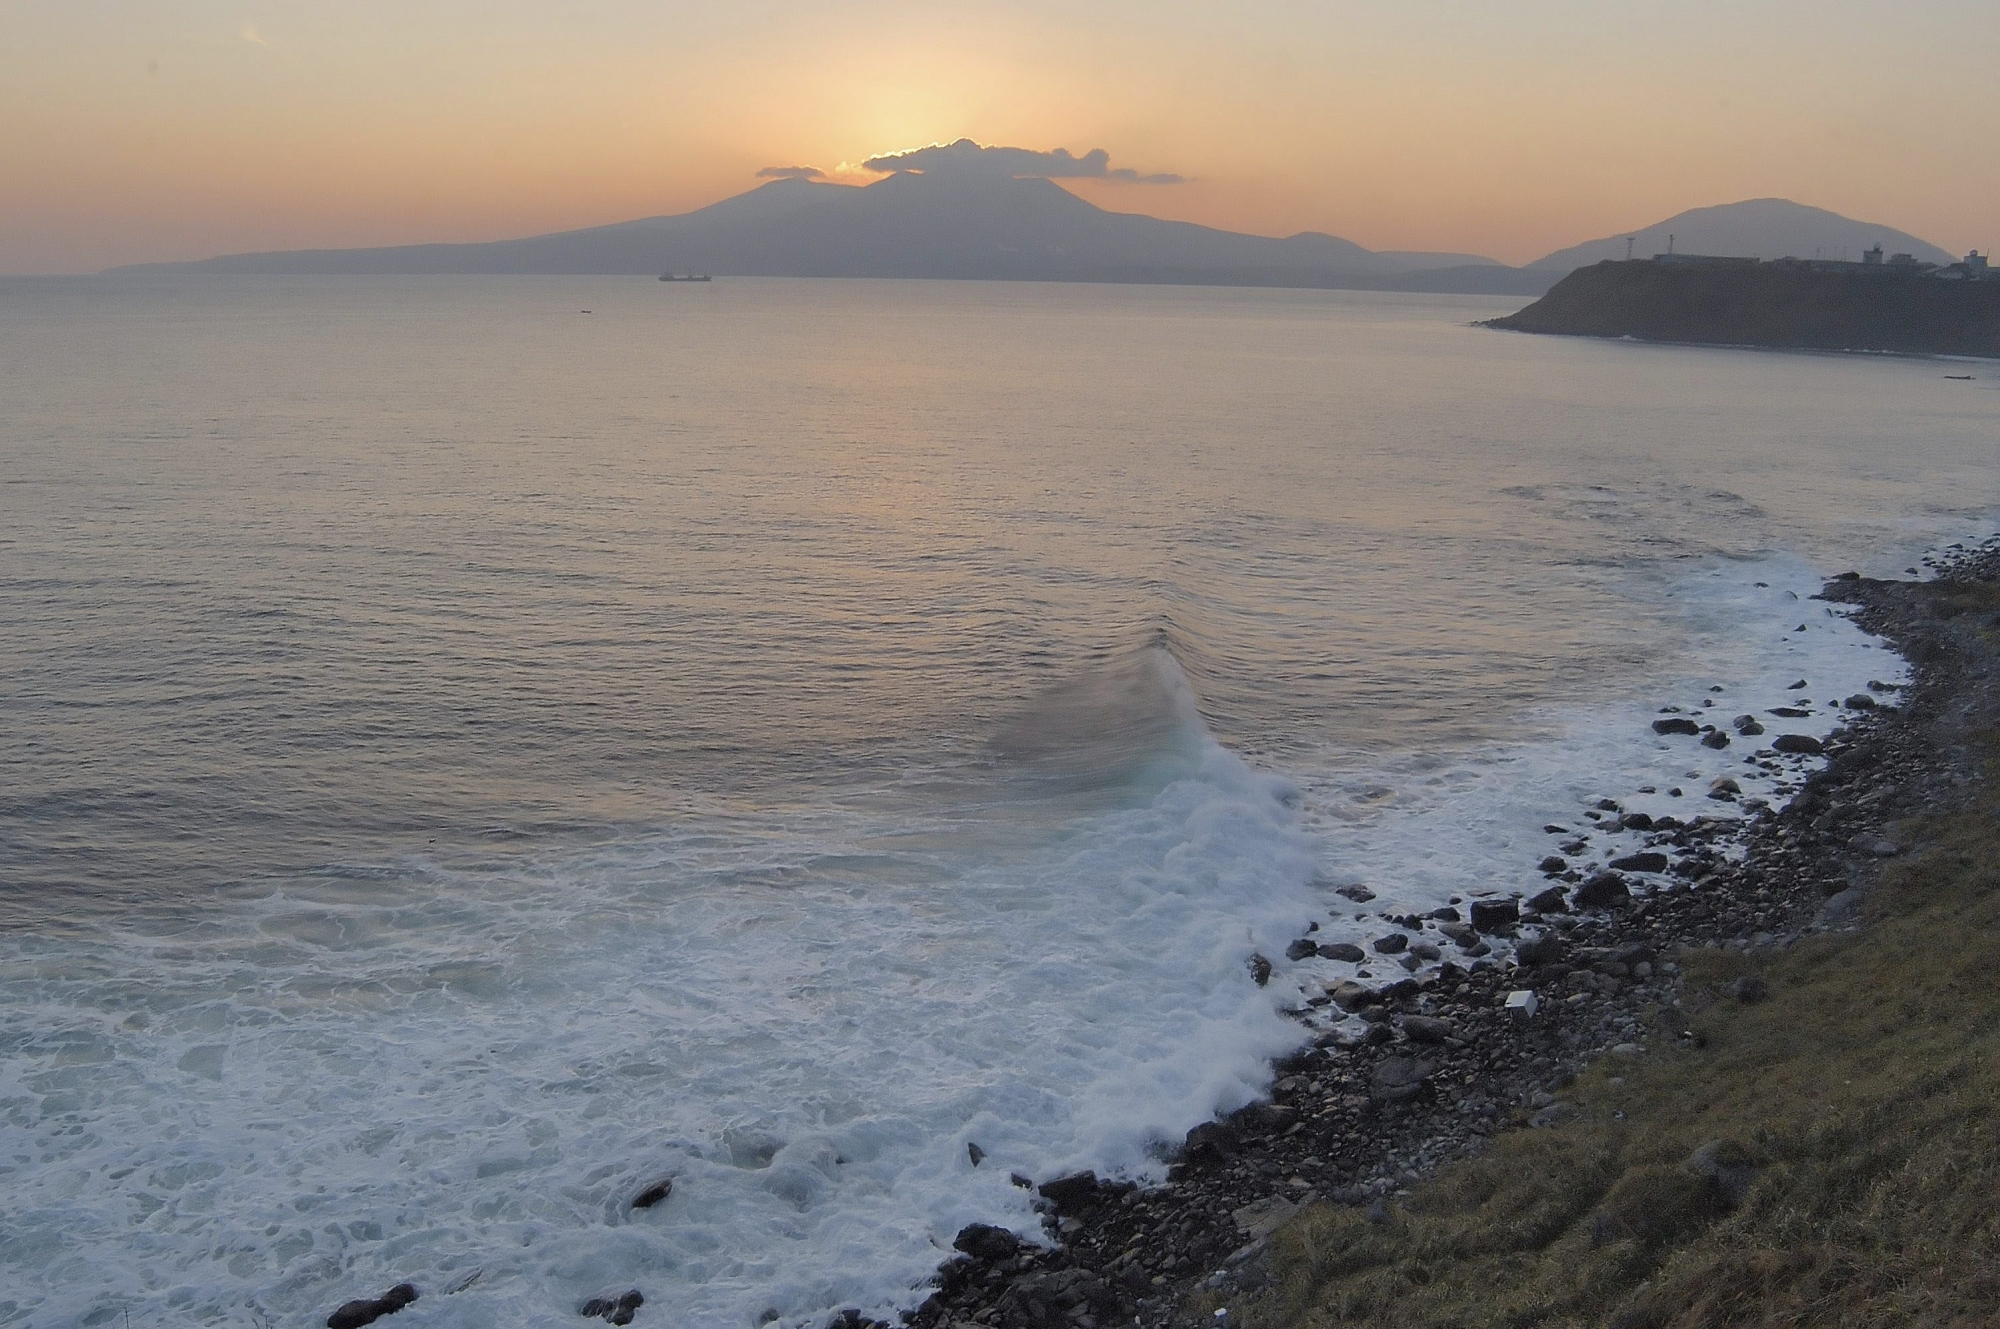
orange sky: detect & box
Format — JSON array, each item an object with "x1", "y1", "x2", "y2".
[{"x1": 4, "y1": 1, "x2": 1996, "y2": 274}]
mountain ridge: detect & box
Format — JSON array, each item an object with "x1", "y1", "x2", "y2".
[
  {"x1": 108, "y1": 183, "x2": 1955, "y2": 299},
  {"x1": 1529, "y1": 198, "x2": 1955, "y2": 270},
  {"x1": 104, "y1": 173, "x2": 1511, "y2": 288}
]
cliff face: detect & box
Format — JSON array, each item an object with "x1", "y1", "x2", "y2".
[{"x1": 1489, "y1": 260, "x2": 2000, "y2": 357}]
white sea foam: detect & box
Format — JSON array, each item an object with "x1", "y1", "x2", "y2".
[{"x1": 0, "y1": 555, "x2": 1908, "y2": 1329}]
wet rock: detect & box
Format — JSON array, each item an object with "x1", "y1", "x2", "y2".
[
  {"x1": 1653, "y1": 717, "x2": 1701, "y2": 736},
  {"x1": 1430, "y1": 906, "x2": 1462, "y2": 921},
  {"x1": 1371, "y1": 933, "x2": 1409, "y2": 955},
  {"x1": 1733, "y1": 714, "x2": 1766, "y2": 735},
  {"x1": 1515, "y1": 933, "x2": 1565, "y2": 967},
  {"x1": 1572, "y1": 872, "x2": 1631, "y2": 910},
  {"x1": 822, "y1": 1311, "x2": 887, "y2": 1329},
  {"x1": 1400, "y1": 1016, "x2": 1456, "y2": 1044},
  {"x1": 1608, "y1": 851, "x2": 1669, "y2": 874},
  {"x1": 954, "y1": 1223, "x2": 1021, "y2": 1263},
  {"x1": 1537, "y1": 855, "x2": 1568, "y2": 874},
  {"x1": 966, "y1": 1142, "x2": 985, "y2": 1167},
  {"x1": 1701, "y1": 729, "x2": 1732, "y2": 749},
  {"x1": 631, "y1": 1178, "x2": 673, "y2": 1210},
  {"x1": 1284, "y1": 938, "x2": 1319, "y2": 962},
  {"x1": 328, "y1": 1285, "x2": 418, "y2": 1329},
  {"x1": 1182, "y1": 1120, "x2": 1237, "y2": 1160},
  {"x1": 1037, "y1": 1172, "x2": 1104, "y2": 1212},
  {"x1": 1773, "y1": 734, "x2": 1825, "y2": 755},
  {"x1": 1317, "y1": 941, "x2": 1366, "y2": 962},
  {"x1": 1468, "y1": 899, "x2": 1519, "y2": 934},
  {"x1": 1526, "y1": 885, "x2": 1569, "y2": 914},
  {"x1": 1788, "y1": 679, "x2": 1808, "y2": 689},
  {"x1": 1620, "y1": 812, "x2": 1656, "y2": 831},
  {"x1": 1247, "y1": 953, "x2": 1272, "y2": 987},
  {"x1": 1708, "y1": 776, "x2": 1741, "y2": 799},
  {"x1": 1368, "y1": 1056, "x2": 1432, "y2": 1103},
  {"x1": 1844, "y1": 692, "x2": 1876, "y2": 709},
  {"x1": 1325, "y1": 979, "x2": 1375, "y2": 1011},
  {"x1": 1770, "y1": 706, "x2": 1812, "y2": 718},
  {"x1": 582, "y1": 1291, "x2": 645, "y2": 1326},
  {"x1": 1336, "y1": 883, "x2": 1377, "y2": 903},
  {"x1": 1436, "y1": 921, "x2": 1479, "y2": 948},
  {"x1": 1410, "y1": 940, "x2": 1442, "y2": 962}
]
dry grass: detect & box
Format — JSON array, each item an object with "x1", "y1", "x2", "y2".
[{"x1": 1254, "y1": 735, "x2": 2000, "y2": 1328}]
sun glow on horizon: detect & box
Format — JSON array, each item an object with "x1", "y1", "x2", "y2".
[{"x1": 2, "y1": 0, "x2": 1996, "y2": 273}]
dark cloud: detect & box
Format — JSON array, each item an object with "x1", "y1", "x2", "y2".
[
  {"x1": 756, "y1": 165, "x2": 824, "y2": 179},
  {"x1": 861, "y1": 139, "x2": 1182, "y2": 184}
]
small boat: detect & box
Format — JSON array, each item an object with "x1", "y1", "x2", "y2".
[
  {"x1": 658, "y1": 271, "x2": 712, "y2": 282},
  {"x1": 1943, "y1": 373, "x2": 1974, "y2": 380}
]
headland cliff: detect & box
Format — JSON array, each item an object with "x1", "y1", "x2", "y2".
[{"x1": 1488, "y1": 254, "x2": 2000, "y2": 357}]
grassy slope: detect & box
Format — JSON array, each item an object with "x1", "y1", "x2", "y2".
[{"x1": 1254, "y1": 589, "x2": 2000, "y2": 1328}]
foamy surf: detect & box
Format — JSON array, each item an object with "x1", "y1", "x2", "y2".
[{"x1": 0, "y1": 557, "x2": 1910, "y2": 1329}]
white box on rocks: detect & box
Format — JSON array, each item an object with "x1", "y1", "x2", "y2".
[{"x1": 1504, "y1": 989, "x2": 1539, "y2": 1020}]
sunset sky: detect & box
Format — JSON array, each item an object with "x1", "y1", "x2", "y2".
[{"x1": 4, "y1": 0, "x2": 1996, "y2": 274}]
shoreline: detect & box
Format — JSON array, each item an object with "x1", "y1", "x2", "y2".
[{"x1": 901, "y1": 536, "x2": 2000, "y2": 1329}]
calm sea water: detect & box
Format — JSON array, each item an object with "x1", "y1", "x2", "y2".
[{"x1": 1, "y1": 276, "x2": 1995, "y2": 1327}]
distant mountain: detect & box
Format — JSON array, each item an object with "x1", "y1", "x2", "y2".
[
  {"x1": 111, "y1": 172, "x2": 1506, "y2": 289},
  {"x1": 1529, "y1": 199, "x2": 1956, "y2": 270}
]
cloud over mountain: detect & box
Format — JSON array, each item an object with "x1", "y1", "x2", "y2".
[
  {"x1": 861, "y1": 139, "x2": 1182, "y2": 184},
  {"x1": 756, "y1": 165, "x2": 825, "y2": 179}
]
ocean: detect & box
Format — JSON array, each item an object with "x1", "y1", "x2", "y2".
[{"x1": 1, "y1": 275, "x2": 1996, "y2": 1327}]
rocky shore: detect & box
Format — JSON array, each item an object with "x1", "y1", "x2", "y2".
[{"x1": 896, "y1": 537, "x2": 2000, "y2": 1329}]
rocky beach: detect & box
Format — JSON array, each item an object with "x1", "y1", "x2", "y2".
[{"x1": 902, "y1": 537, "x2": 2000, "y2": 1329}]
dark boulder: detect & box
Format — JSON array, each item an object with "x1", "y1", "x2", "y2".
[
  {"x1": 1527, "y1": 885, "x2": 1569, "y2": 914},
  {"x1": 1285, "y1": 938, "x2": 1319, "y2": 962},
  {"x1": 1400, "y1": 1016, "x2": 1456, "y2": 1044},
  {"x1": 953, "y1": 1223, "x2": 1022, "y2": 1263},
  {"x1": 581, "y1": 1291, "x2": 645, "y2": 1326},
  {"x1": 967, "y1": 1142, "x2": 984, "y2": 1167},
  {"x1": 1653, "y1": 717, "x2": 1701, "y2": 735},
  {"x1": 1037, "y1": 1171, "x2": 1103, "y2": 1212},
  {"x1": 1336, "y1": 883, "x2": 1377, "y2": 902},
  {"x1": 1537, "y1": 855, "x2": 1568, "y2": 874},
  {"x1": 1573, "y1": 872, "x2": 1632, "y2": 910},
  {"x1": 1247, "y1": 953, "x2": 1272, "y2": 986},
  {"x1": 630, "y1": 1178, "x2": 673, "y2": 1210},
  {"x1": 1701, "y1": 729, "x2": 1731, "y2": 749},
  {"x1": 1371, "y1": 933, "x2": 1409, "y2": 955},
  {"x1": 1685, "y1": 1138, "x2": 1761, "y2": 1206},
  {"x1": 1368, "y1": 1056, "x2": 1432, "y2": 1103},
  {"x1": 1773, "y1": 734, "x2": 1824, "y2": 755},
  {"x1": 1468, "y1": 898, "x2": 1519, "y2": 934},
  {"x1": 1727, "y1": 974, "x2": 1770, "y2": 1004},
  {"x1": 1325, "y1": 979, "x2": 1376, "y2": 1011},
  {"x1": 1182, "y1": 1119, "x2": 1238, "y2": 1161},
  {"x1": 328, "y1": 1285, "x2": 418, "y2": 1329},
  {"x1": 1318, "y1": 941, "x2": 1365, "y2": 962},
  {"x1": 1516, "y1": 932, "x2": 1566, "y2": 967},
  {"x1": 1844, "y1": 693, "x2": 1876, "y2": 709},
  {"x1": 1608, "y1": 851, "x2": 1669, "y2": 873}
]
